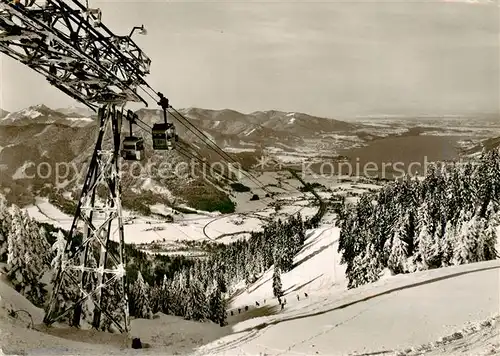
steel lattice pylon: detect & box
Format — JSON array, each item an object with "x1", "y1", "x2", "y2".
[
  {"x1": 43, "y1": 104, "x2": 130, "y2": 332},
  {"x1": 0, "y1": 0, "x2": 171, "y2": 333}
]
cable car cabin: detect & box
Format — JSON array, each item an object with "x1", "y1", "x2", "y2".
[
  {"x1": 121, "y1": 136, "x2": 145, "y2": 161},
  {"x1": 152, "y1": 123, "x2": 178, "y2": 150}
]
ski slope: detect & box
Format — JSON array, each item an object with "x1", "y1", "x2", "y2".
[
  {"x1": 229, "y1": 225, "x2": 345, "y2": 311},
  {"x1": 194, "y1": 227, "x2": 500, "y2": 356}
]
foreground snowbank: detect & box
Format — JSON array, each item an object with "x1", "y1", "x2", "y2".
[
  {"x1": 0, "y1": 268, "x2": 228, "y2": 355},
  {"x1": 395, "y1": 314, "x2": 500, "y2": 355}
]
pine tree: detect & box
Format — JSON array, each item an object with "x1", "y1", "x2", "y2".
[
  {"x1": 346, "y1": 242, "x2": 383, "y2": 289},
  {"x1": 337, "y1": 202, "x2": 357, "y2": 267},
  {"x1": 131, "y1": 272, "x2": 152, "y2": 319},
  {"x1": 440, "y1": 220, "x2": 456, "y2": 267},
  {"x1": 0, "y1": 195, "x2": 10, "y2": 262},
  {"x1": 273, "y1": 220, "x2": 295, "y2": 272},
  {"x1": 185, "y1": 277, "x2": 207, "y2": 321},
  {"x1": 385, "y1": 216, "x2": 409, "y2": 274},
  {"x1": 414, "y1": 202, "x2": 439, "y2": 270},
  {"x1": 272, "y1": 266, "x2": 283, "y2": 302},
  {"x1": 100, "y1": 277, "x2": 128, "y2": 333},
  {"x1": 451, "y1": 209, "x2": 477, "y2": 265},
  {"x1": 252, "y1": 251, "x2": 265, "y2": 278},
  {"x1": 47, "y1": 230, "x2": 84, "y2": 325},
  {"x1": 158, "y1": 274, "x2": 171, "y2": 314},
  {"x1": 208, "y1": 282, "x2": 227, "y2": 327},
  {"x1": 148, "y1": 284, "x2": 161, "y2": 314},
  {"x1": 295, "y1": 212, "x2": 306, "y2": 246},
  {"x1": 450, "y1": 202, "x2": 498, "y2": 265},
  {"x1": 6, "y1": 206, "x2": 50, "y2": 307},
  {"x1": 215, "y1": 264, "x2": 228, "y2": 294},
  {"x1": 471, "y1": 150, "x2": 500, "y2": 217},
  {"x1": 169, "y1": 271, "x2": 187, "y2": 317},
  {"x1": 37, "y1": 226, "x2": 52, "y2": 266}
]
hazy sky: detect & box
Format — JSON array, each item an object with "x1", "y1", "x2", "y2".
[{"x1": 0, "y1": 0, "x2": 498, "y2": 118}]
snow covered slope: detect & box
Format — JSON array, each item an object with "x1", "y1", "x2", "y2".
[
  {"x1": 0, "y1": 267, "x2": 229, "y2": 355},
  {"x1": 229, "y1": 225, "x2": 345, "y2": 310},
  {"x1": 194, "y1": 228, "x2": 500, "y2": 356}
]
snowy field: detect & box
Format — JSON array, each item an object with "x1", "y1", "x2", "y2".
[
  {"x1": 24, "y1": 193, "x2": 318, "y2": 245},
  {"x1": 23, "y1": 171, "x2": 325, "y2": 245},
  {"x1": 0, "y1": 268, "x2": 229, "y2": 356},
  {"x1": 228, "y1": 225, "x2": 344, "y2": 310}
]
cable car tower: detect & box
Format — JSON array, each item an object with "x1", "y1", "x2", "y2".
[{"x1": 0, "y1": 0, "x2": 176, "y2": 333}]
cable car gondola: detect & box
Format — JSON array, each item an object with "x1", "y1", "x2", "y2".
[
  {"x1": 122, "y1": 136, "x2": 144, "y2": 161},
  {"x1": 152, "y1": 122, "x2": 178, "y2": 150},
  {"x1": 121, "y1": 110, "x2": 145, "y2": 161},
  {"x1": 152, "y1": 93, "x2": 178, "y2": 150}
]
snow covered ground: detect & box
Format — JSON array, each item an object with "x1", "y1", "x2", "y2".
[
  {"x1": 12, "y1": 180, "x2": 500, "y2": 355},
  {"x1": 0, "y1": 270, "x2": 229, "y2": 356},
  {"x1": 196, "y1": 248, "x2": 500, "y2": 356},
  {"x1": 228, "y1": 225, "x2": 343, "y2": 310},
  {"x1": 0, "y1": 221, "x2": 499, "y2": 355},
  {"x1": 24, "y1": 194, "x2": 316, "y2": 245}
]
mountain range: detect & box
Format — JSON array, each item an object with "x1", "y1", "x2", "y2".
[{"x1": 0, "y1": 104, "x2": 371, "y2": 216}]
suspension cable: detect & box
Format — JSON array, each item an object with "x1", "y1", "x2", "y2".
[
  {"x1": 168, "y1": 107, "x2": 272, "y2": 194},
  {"x1": 130, "y1": 125, "x2": 273, "y2": 208}
]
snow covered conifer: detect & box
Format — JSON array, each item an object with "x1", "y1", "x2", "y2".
[
  {"x1": 347, "y1": 242, "x2": 383, "y2": 289},
  {"x1": 272, "y1": 265, "x2": 283, "y2": 301},
  {"x1": 149, "y1": 274, "x2": 169, "y2": 314},
  {"x1": 160, "y1": 274, "x2": 172, "y2": 313},
  {"x1": 47, "y1": 230, "x2": 86, "y2": 325},
  {"x1": 386, "y1": 216, "x2": 409, "y2": 274},
  {"x1": 476, "y1": 216, "x2": 497, "y2": 261},
  {"x1": 6, "y1": 206, "x2": 50, "y2": 306},
  {"x1": 169, "y1": 271, "x2": 188, "y2": 316},
  {"x1": 131, "y1": 271, "x2": 152, "y2": 319},
  {"x1": 148, "y1": 284, "x2": 161, "y2": 314},
  {"x1": 452, "y1": 202, "x2": 498, "y2": 264},
  {"x1": 297, "y1": 211, "x2": 306, "y2": 247},
  {"x1": 208, "y1": 282, "x2": 227, "y2": 326},
  {"x1": 451, "y1": 209, "x2": 478, "y2": 265},
  {"x1": 184, "y1": 277, "x2": 207, "y2": 321},
  {"x1": 100, "y1": 277, "x2": 128, "y2": 333},
  {"x1": 440, "y1": 220, "x2": 456, "y2": 267},
  {"x1": 413, "y1": 202, "x2": 439, "y2": 270},
  {"x1": 0, "y1": 195, "x2": 10, "y2": 262}
]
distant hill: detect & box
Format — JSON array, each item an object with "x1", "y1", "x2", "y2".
[
  {"x1": 0, "y1": 105, "x2": 237, "y2": 215},
  {"x1": 462, "y1": 136, "x2": 500, "y2": 156}
]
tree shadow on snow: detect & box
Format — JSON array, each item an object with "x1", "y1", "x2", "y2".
[
  {"x1": 227, "y1": 305, "x2": 279, "y2": 326},
  {"x1": 283, "y1": 274, "x2": 324, "y2": 296},
  {"x1": 292, "y1": 241, "x2": 337, "y2": 270}
]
